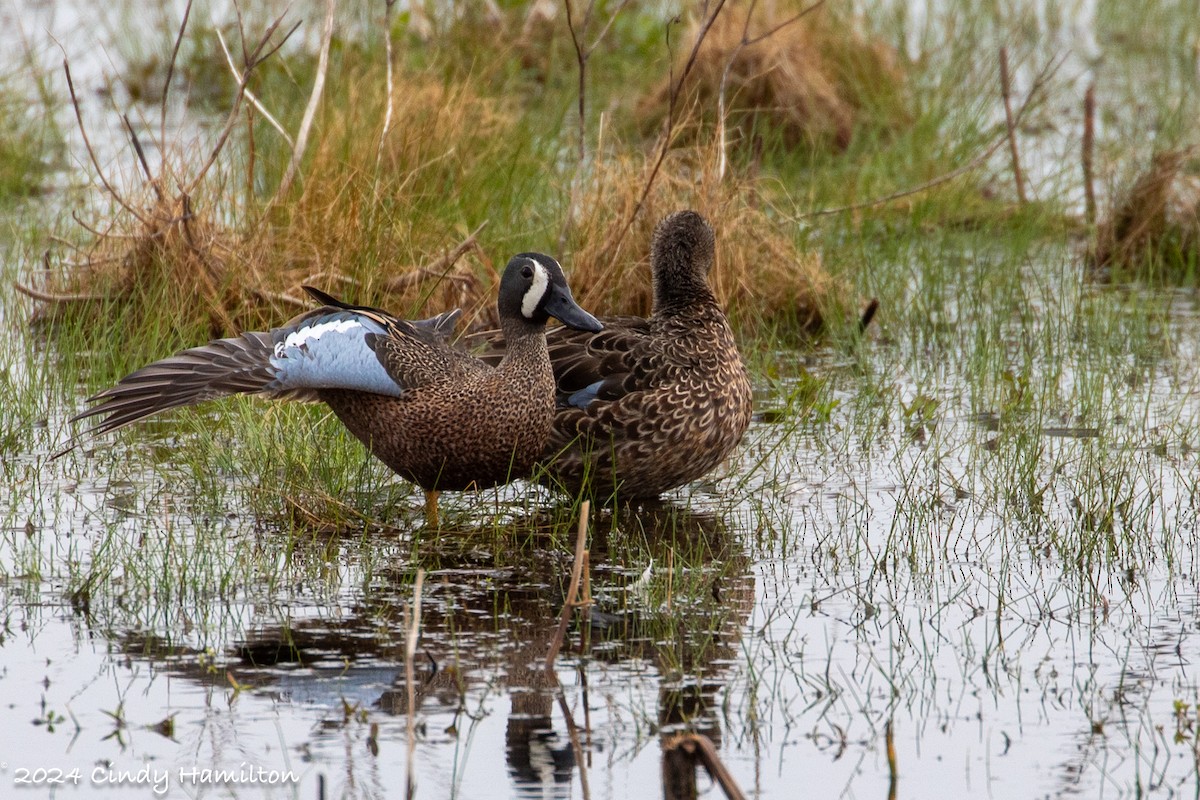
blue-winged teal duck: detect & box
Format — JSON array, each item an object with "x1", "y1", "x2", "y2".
[
  {"x1": 487, "y1": 211, "x2": 753, "y2": 499},
  {"x1": 67, "y1": 253, "x2": 602, "y2": 521}
]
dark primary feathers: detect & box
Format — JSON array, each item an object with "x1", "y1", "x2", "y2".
[
  {"x1": 67, "y1": 253, "x2": 602, "y2": 494},
  {"x1": 485, "y1": 210, "x2": 754, "y2": 499}
]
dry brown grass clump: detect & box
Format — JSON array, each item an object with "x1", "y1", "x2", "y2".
[
  {"x1": 32, "y1": 66, "x2": 519, "y2": 338},
  {"x1": 32, "y1": 30, "x2": 839, "y2": 346},
  {"x1": 252, "y1": 74, "x2": 518, "y2": 324},
  {"x1": 561, "y1": 147, "x2": 834, "y2": 332},
  {"x1": 636, "y1": 2, "x2": 907, "y2": 152},
  {"x1": 1090, "y1": 147, "x2": 1200, "y2": 273},
  {"x1": 31, "y1": 165, "x2": 258, "y2": 337}
]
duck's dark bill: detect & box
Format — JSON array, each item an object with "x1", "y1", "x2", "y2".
[{"x1": 544, "y1": 286, "x2": 603, "y2": 332}]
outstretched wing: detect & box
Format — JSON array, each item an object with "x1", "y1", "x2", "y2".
[
  {"x1": 60, "y1": 288, "x2": 473, "y2": 457},
  {"x1": 295, "y1": 285, "x2": 473, "y2": 391},
  {"x1": 68, "y1": 331, "x2": 281, "y2": 441}
]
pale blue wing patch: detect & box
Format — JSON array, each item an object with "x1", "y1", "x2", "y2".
[
  {"x1": 267, "y1": 312, "x2": 404, "y2": 396},
  {"x1": 566, "y1": 380, "x2": 604, "y2": 409}
]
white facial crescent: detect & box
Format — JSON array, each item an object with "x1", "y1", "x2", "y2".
[{"x1": 521, "y1": 260, "x2": 550, "y2": 319}]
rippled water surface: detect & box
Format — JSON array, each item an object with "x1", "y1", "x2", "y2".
[{"x1": 4, "y1": 1, "x2": 1200, "y2": 799}]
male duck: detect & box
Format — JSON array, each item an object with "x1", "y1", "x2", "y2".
[
  {"x1": 492, "y1": 210, "x2": 753, "y2": 499},
  {"x1": 67, "y1": 253, "x2": 603, "y2": 523}
]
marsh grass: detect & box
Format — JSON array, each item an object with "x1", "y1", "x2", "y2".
[
  {"x1": 1090, "y1": 148, "x2": 1200, "y2": 281},
  {"x1": 9, "y1": 5, "x2": 1200, "y2": 793},
  {"x1": 788, "y1": 208, "x2": 1200, "y2": 590},
  {"x1": 185, "y1": 400, "x2": 423, "y2": 532},
  {"x1": 0, "y1": 73, "x2": 59, "y2": 203},
  {"x1": 26, "y1": 0, "x2": 952, "y2": 373},
  {"x1": 637, "y1": 3, "x2": 910, "y2": 152}
]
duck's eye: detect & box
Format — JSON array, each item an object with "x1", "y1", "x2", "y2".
[{"x1": 521, "y1": 265, "x2": 534, "y2": 279}]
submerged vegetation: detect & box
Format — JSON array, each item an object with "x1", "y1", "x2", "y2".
[{"x1": 4, "y1": 0, "x2": 1200, "y2": 798}]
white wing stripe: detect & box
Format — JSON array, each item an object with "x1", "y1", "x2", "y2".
[
  {"x1": 283, "y1": 318, "x2": 363, "y2": 350},
  {"x1": 270, "y1": 316, "x2": 403, "y2": 397}
]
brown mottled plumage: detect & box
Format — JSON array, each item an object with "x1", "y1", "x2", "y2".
[
  {"x1": 490, "y1": 211, "x2": 753, "y2": 499},
  {"x1": 65, "y1": 254, "x2": 602, "y2": 504},
  {"x1": 318, "y1": 329, "x2": 556, "y2": 491}
]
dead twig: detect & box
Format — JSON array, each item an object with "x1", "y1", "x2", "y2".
[
  {"x1": 999, "y1": 47, "x2": 1027, "y2": 204},
  {"x1": 665, "y1": 546, "x2": 674, "y2": 611},
  {"x1": 14, "y1": 281, "x2": 107, "y2": 304},
  {"x1": 886, "y1": 718, "x2": 898, "y2": 800},
  {"x1": 565, "y1": 0, "x2": 586, "y2": 164},
  {"x1": 744, "y1": 0, "x2": 827, "y2": 46},
  {"x1": 276, "y1": 0, "x2": 336, "y2": 201},
  {"x1": 662, "y1": 733, "x2": 746, "y2": 800},
  {"x1": 558, "y1": 0, "x2": 631, "y2": 253},
  {"x1": 1083, "y1": 82, "x2": 1096, "y2": 226},
  {"x1": 63, "y1": 60, "x2": 147, "y2": 225},
  {"x1": 611, "y1": 1, "x2": 727, "y2": 259},
  {"x1": 301, "y1": 270, "x2": 360, "y2": 288},
  {"x1": 123, "y1": 115, "x2": 164, "y2": 202},
  {"x1": 404, "y1": 568, "x2": 425, "y2": 800},
  {"x1": 555, "y1": 690, "x2": 592, "y2": 800},
  {"x1": 160, "y1": 0, "x2": 194, "y2": 145},
  {"x1": 715, "y1": 1, "x2": 756, "y2": 181},
  {"x1": 804, "y1": 153, "x2": 994, "y2": 217},
  {"x1": 250, "y1": 287, "x2": 310, "y2": 311},
  {"x1": 384, "y1": 221, "x2": 489, "y2": 291},
  {"x1": 564, "y1": 0, "x2": 631, "y2": 164},
  {"x1": 545, "y1": 500, "x2": 592, "y2": 675},
  {"x1": 49, "y1": 235, "x2": 87, "y2": 252},
  {"x1": 570, "y1": 0, "x2": 634, "y2": 160},
  {"x1": 245, "y1": 106, "x2": 256, "y2": 203},
  {"x1": 580, "y1": 550, "x2": 591, "y2": 608},
  {"x1": 716, "y1": 0, "x2": 826, "y2": 180},
  {"x1": 187, "y1": 10, "x2": 300, "y2": 195},
  {"x1": 378, "y1": 0, "x2": 399, "y2": 172},
  {"x1": 215, "y1": 27, "x2": 295, "y2": 149},
  {"x1": 385, "y1": 269, "x2": 477, "y2": 292},
  {"x1": 71, "y1": 209, "x2": 169, "y2": 242}
]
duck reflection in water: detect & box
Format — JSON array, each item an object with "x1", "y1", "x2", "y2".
[{"x1": 109, "y1": 501, "x2": 754, "y2": 798}]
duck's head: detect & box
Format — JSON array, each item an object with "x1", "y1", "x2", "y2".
[{"x1": 498, "y1": 253, "x2": 603, "y2": 333}]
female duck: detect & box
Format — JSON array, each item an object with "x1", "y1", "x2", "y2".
[{"x1": 537, "y1": 210, "x2": 753, "y2": 499}]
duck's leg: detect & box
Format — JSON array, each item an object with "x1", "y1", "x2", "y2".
[{"x1": 423, "y1": 490, "x2": 440, "y2": 527}]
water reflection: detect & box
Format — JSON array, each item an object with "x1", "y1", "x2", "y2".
[
  {"x1": 659, "y1": 684, "x2": 730, "y2": 800},
  {"x1": 110, "y1": 501, "x2": 755, "y2": 799}
]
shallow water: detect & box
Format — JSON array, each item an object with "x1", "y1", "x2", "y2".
[
  {"x1": 5, "y1": 1, "x2": 1200, "y2": 799},
  {"x1": 5, "y1": 286, "x2": 1200, "y2": 799}
]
